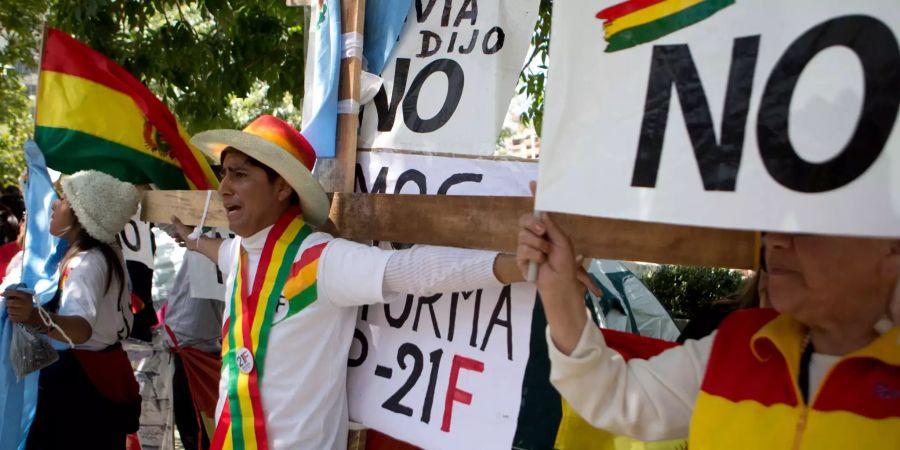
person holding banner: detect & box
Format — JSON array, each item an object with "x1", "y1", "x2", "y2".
[
  {"x1": 2, "y1": 170, "x2": 142, "y2": 449},
  {"x1": 517, "y1": 211, "x2": 900, "y2": 448},
  {"x1": 168, "y1": 115, "x2": 523, "y2": 450}
]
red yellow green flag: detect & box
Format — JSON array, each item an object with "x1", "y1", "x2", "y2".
[
  {"x1": 35, "y1": 28, "x2": 218, "y2": 190},
  {"x1": 597, "y1": 0, "x2": 735, "y2": 53}
]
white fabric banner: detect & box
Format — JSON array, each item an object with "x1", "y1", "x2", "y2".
[
  {"x1": 348, "y1": 150, "x2": 537, "y2": 449},
  {"x1": 355, "y1": 150, "x2": 537, "y2": 197},
  {"x1": 348, "y1": 284, "x2": 535, "y2": 450},
  {"x1": 358, "y1": 0, "x2": 540, "y2": 156},
  {"x1": 538, "y1": 0, "x2": 900, "y2": 237}
]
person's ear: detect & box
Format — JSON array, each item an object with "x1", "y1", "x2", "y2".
[{"x1": 274, "y1": 177, "x2": 293, "y2": 203}]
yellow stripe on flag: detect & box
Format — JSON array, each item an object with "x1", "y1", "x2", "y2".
[
  {"x1": 36, "y1": 70, "x2": 178, "y2": 165},
  {"x1": 251, "y1": 219, "x2": 304, "y2": 340},
  {"x1": 604, "y1": 0, "x2": 705, "y2": 39},
  {"x1": 283, "y1": 260, "x2": 318, "y2": 299}
]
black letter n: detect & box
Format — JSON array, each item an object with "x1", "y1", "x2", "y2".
[{"x1": 631, "y1": 36, "x2": 759, "y2": 191}]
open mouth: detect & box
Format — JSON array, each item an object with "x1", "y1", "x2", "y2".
[{"x1": 224, "y1": 205, "x2": 242, "y2": 215}]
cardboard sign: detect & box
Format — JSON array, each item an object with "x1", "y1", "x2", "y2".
[
  {"x1": 538, "y1": 0, "x2": 900, "y2": 237},
  {"x1": 358, "y1": 0, "x2": 540, "y2": 156},
  {"x1": 188, "y1": 228, "x2": 233, "y2": 301},
  {"x1": 348, "y1": 150, "x2": 537, "y2": 449}
]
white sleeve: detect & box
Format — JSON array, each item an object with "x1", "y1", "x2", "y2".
[
  {"x1": 318, "y1": 238, "x2": 394, "y2": 307},
  {"x1": 548, "y1": 318, "x2": 713, "y2": 441},
  {"x1": 217, "y1": 238, "x2": 239, "y2": 279},
  {"x1": 57, "y1": 252, "x2": 108, "y2": 329},
  {"x1": 382, "y1": 245, "x2": 502, "y2": 297}
]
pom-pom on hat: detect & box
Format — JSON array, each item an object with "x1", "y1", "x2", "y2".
[
  {"x1": 61, "y1": 170, "x2": 140, "y2": 244},
  {"x1": 190, "y1": 115, "x2": 330, "y2": 227}
]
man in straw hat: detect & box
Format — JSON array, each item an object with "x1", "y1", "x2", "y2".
[{"x1": 170, "y1": 115, "x2": 524, "y2": 450}]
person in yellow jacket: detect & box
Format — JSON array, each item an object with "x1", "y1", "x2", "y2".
[{"x1": 517, "y1": 210, "x2": 900, "y2": 449}]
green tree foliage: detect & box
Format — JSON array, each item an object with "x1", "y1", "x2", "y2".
[
  {"x1": 641, "y1": 265, "x2": 745, "y2": 321},
  {"x1": 518, "y1": 0, "x2": 551, "y2": 136},
  {"x1": 0, "y1": 0, "x2": 48, "y2": 186},
  {"x1": 1, "y1": 0, "x2": 308, "y2": 183}
]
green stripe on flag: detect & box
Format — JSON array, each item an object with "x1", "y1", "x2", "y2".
[
  {"x1": 35, "y1": 126, "x2": 189, "y2": 189},
  {"x1": 606, "y1": 0, "x2": 734, "y2": 52},
  {"x1": 255, "y1": 224, "x2": 311, "y2": 379},
  {"x1": 225, "y1": 272, "x2": 245, "y2": 448},
  {"x1": 280, "y1": 283, "x2": 319, "y2": 323}
]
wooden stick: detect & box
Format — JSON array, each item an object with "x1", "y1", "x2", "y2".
[
  {"x1": 141, "y1": 191, "x2": 758, "y2": 269},
  {"x1": 316, "y1": 0, "x2": 366, "y2": 193}
]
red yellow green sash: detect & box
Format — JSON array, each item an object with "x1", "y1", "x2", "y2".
[{"x1": 211, "y1": 208, "x2": 315, "y2": 450}]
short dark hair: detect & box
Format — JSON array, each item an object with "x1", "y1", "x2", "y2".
[{"x1": 221, "y1": 148, "x2": 300, "y2": 206}]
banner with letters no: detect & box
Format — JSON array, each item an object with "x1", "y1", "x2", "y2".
[
  {"x1": 347, "y1": 150, "x2": 538, "y2": 449},
  {"x1": 359, "y1": 0, "x2": 539, "y2": 156},
  {"x1": 537, "y1": 0, "x2": 900, "y2": 237}
]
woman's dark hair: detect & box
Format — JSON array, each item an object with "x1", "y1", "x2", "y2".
[
  {"x1": 0, "y1": 205, "x2": 19, "y2": 246},
  {"x1": 61, "y1": 224, "x2": 125, "y2": 296},
  {"x1": 221, "y1": 147, "x2": 301, "y2": 206}
]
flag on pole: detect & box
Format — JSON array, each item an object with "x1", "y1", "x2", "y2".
[
  {"x1": 35, "y1": 28, "x2": 219, "y2": 190},
  {"x1": 363, "y1": 0, "x2": 413, "y2": 75},
  {"x1": 0, "y1": 140, "x2": 70, "y2": 449},
  {"x1": 302, "y1": 0, "x2": 343, "y2": 158}
]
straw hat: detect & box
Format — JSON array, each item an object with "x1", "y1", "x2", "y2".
[
  {"x1": 61, "y1": 170, "x2": 140, "y2": 244},
  {"x1": 190, "y1": 115, "x2": 330, "y2": 227}
]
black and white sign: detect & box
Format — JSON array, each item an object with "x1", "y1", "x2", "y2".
[
  {"x1": 348, "y1": 150, "x2": 537, "y2": 449},
  {"x1": 539, "y1": 1, "x2": 900, "y2": 237},
  {"x1": 359, "y1": 0, "x2": 540, "y2": 156}
]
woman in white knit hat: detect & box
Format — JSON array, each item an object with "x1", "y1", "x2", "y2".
[{"x1": 3, "y1": 170, "x2": 142, "y2": 450}]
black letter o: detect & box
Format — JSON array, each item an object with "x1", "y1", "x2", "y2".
[{"x1": 757, "y1": 15, "x2": 900, "y2": 193}]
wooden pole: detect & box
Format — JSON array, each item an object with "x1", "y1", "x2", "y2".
[
  {"x1": 315, "y1": 0, "x2": 366, "y2": 193},
  {"x1": 141, "y1": 190, "x2": 759, "y2": 269}
]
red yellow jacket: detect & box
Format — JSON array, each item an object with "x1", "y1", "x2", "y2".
[{"x1": 691, "y1": 309, "x2": 900, "y2": 450}]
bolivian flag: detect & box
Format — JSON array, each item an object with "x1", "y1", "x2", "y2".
[
  {"x1": 35, "y1": 28, "x2": 218, "y2": 190},
  {"x1": 597, "y1": 0, "x2": 734, "y2": 53}
]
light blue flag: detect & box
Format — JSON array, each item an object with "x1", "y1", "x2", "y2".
[
  {"x1": 303, "y1": 0, "x2": 343, "y2": 158},
  {"x1": 364, "y1": 0, "x2": 413, "y2": 75},
  {"x1": 0, "y1": 140, "x2": 68, "y2": 449}
]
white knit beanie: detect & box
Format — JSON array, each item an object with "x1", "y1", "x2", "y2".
[{"x1": 61, "y1": 170, "x2": 140, "y2": 244}]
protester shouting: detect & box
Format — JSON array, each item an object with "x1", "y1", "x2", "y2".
[
  {"x1": 3, "y1": 170, "x2": 142, "y2": 449},
  {"x1": 169, "y1": 115, "x2": 524, "y2": 450},
  {"x1": 517, "y1": 201, "x2": 900, "y2": 449}
]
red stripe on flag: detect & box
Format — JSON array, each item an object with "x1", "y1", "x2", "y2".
[
  {"x1": 211, "y1": 398, "x2": 230, "y2": 450},
  {"x1": 247, "y1": 372, "x2": 270, "y2": 450},
  {"x1": 41, "y1": 29, "x2": 213, "y2": 189},
  {"x1": 288, "y1": 242, "x2": 328, "y2": 277},
  {"x1": 596, "y1": 0, "x2": 667, "y2": 21}
]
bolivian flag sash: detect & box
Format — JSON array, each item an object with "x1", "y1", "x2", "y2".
[{"x1": 211, "y1": 209, "x2": 312, "y2": 450}]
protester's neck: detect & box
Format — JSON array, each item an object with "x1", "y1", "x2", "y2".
[
  {"x1": 239, "y1": 203, "x2": 293, "y2": 238},
  {"x1": 808, "y1": 321, "x2": 879, "y2": 356}
]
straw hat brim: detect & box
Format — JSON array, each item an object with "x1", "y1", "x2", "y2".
[{"x1": 191, "y1": 130, "x2": 330, "y2": 228}]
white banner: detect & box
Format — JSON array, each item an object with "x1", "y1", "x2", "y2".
[
  {"x1": 348, "y1": 150, "x2": 537, "y2": 449},
  {"x1": 538, "y1": 0, "x2": 900, "y2": 237},
  {"x1": 358, "y1": 0, "x2": 540, "y2": 156},
  {"x1": 348, "y1": 284, "x2": 535, "y2": 450},
  {"x1": 120, "y1": 214, "x2": 154, "y2": 269},
  {"x1": 355, "y1": 150, "x2": 537, "y2": 197}
]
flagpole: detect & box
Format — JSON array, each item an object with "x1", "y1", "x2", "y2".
[{"x1": 33, "y1": 22, "x2": 49, "y2": 131}]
